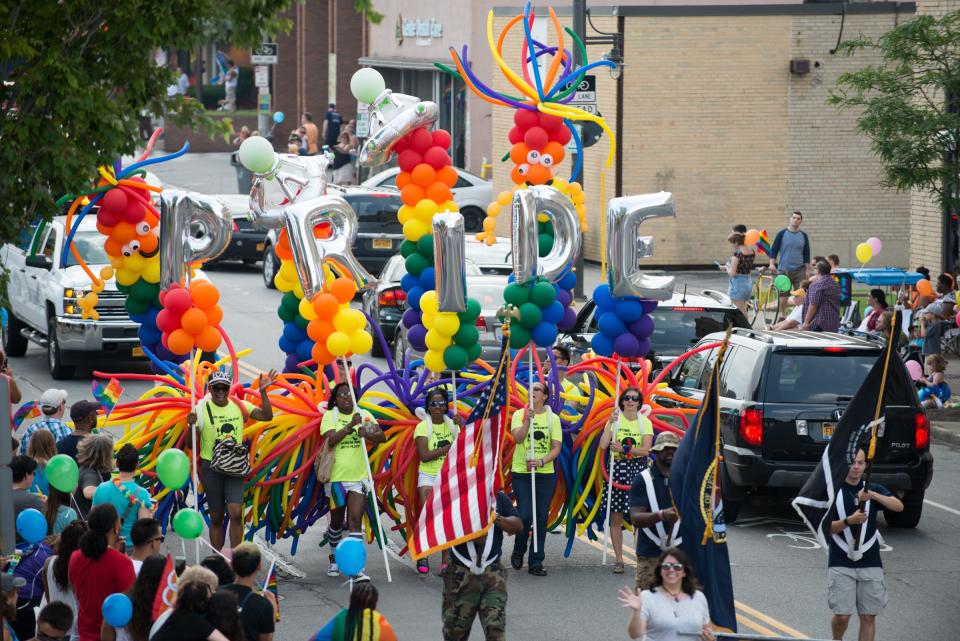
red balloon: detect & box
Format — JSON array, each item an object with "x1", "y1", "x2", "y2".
[
  {"x1": 397, "y1": 149, "x2": 423, "y2": 173},
  {"x1": 514, "y1": 109, "x2": 539, "y2": 129},
  {"x1": 121, "y1": 199, "x2": 145, "y2": 224},
  {"x1": 156, "y1": 309, "x2": 179, "y2": 333},
  {"x1": 97, "y1": 209, "x2": 121, "y2": 228},
  {"x1": 100, "y1": 189, "x2": 128, "y2": 213},
  {"x1": 524, "y1": 127, "x2": 548, "y2": 150},
  {"x1": 409, "y1": 127, "x2": 434, "y2": 153},
  {"x1": 423, "y1": 147, "x2": 451, "y2": 170},
  {"x1": 393, "y1": 137, "x2": 409, "y2": 154},
  {"x1": 539, "y1": 113, "x2": 564, "y2": 132},
  {"x1": 431, "y1": 129, "x2": 451, "y2": 150},
  {"x1": 508, "y1": 126, "x2": 523, "y2": 145},
  {"x1": 554, "y1": 126, "x2": 572, "y2": 145},
  {"x1": 163, "y1": 287, "x2": 193, "y2": 316}
]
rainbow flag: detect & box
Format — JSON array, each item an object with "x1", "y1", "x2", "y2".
[
  {"x1": 12, "y1": 402, "x2": 41, "y2": 429},
  {"x1": 756, "y1": 229, "x2": 773, "y2": 257},
  {"x1": 92, "y1": 378, "x2": 124, "y2": 417},
  {"x1": 260, "y1": 559, "x2": 280, "y2": 622}
]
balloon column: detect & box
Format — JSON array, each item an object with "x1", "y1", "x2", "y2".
[{"x1": 352, "y1": 68, "x2": 481, "y2": 372}]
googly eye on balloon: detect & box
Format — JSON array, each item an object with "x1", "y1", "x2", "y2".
[
  {"x1": 121, "y1": 240, "x2": 140, "y2": 257},
  {"x1": 518, "y1": 164, "x2": 529, "y2": 176},
  {"x1": 541, "y1": 154, "x2": 554, "y2": 167},
  {"x1": 136, "y1": 221, "x2": 151, "y2": 235},
  {"x1": 526, "y1": 150, "x2": 541, "y2": 164}
]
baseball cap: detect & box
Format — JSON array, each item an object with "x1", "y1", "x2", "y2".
[
  {"x1": 651, "y1": 431, "x2": 681, "y2": 452},
  {"x1": 1, "y1": 575, "x2": 26, "y2": 591},
  {"x1": 207, "y1": 371, "x2": 232, "y2": 387},
  {"x1": 39, "y1": 388, "x2": 68, "y2": 410},
  {"x1": 70, "y1": 400, "x2": 102, "y2": 422}
]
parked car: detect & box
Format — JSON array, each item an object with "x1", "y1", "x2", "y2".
[
  {"x1": 362, "y1": 254, "x2": 483, "y2": 356},
  {"x1": 204, "y1": 194, "x2": 266, "y2": 266},
  {"x1": 662, "y1": 328, "x2": 933, "y2": 526},
  {"x1": 392, "y1": 274, "x2": 509, "y2": 366},
  {"x1": 558, "y1": 290, "x2": 750, "y2": 369},
  {"x1": 262, "y1": 186, "x2": 404, "y2": 289},
  {"x1": 362, "y1": 167, "x2": 492, "y2": 232},
  {"x1": 465, "y1": 236, "x2": 512, "y2": 275}
]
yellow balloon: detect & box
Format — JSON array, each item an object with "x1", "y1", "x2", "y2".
[
  {"x1": 292, "y1": 281, "x2": 304, "y2": 299},
  {"x1": 274, "y1": 273, "x2": 292, "y2": 292},
  {"x1": 110, "y1": 256, "x2": 124, "y2": 269},
  {"x1": 420, "y1": 290, "x2": 439, "y2": 314},
  {"x1": 298, "y1": 297, "x2": 318, "y2": 320},
  {"x1": 433, "y1": 312, "x2": 460, "y2": 337},
  {"x1": 142, "y1": 260, "x2": 160, "y2": 283},
  {"x1": 483, "y1": 217, "x2": 497, "y2": 232},
  {"x1": 100, "y1": 266, "x2": 115, "y2": 280},
  {"x1": 403, "y1": 219, "x2": 430, "y2": 242},
  {"x1": 497, "y1": 191, "x2": 513, "y2": 206},
  {"x1": 424, "y1": 349, "x2": 446, "y2": 373},
  {"x1": 326, "y1": 331, "x2": 351, "y2": 357},
  {"x1": 397, "y1": 205, "x2": 414, "y2": 225},
  {"x1": 125, "y1": 253, "x2": 145, "y2": 274},
  {"x1": 415, "y1": 199, "x2": 438, "y2": 221},
  {"x1": 422, "y1": 311, "x2": 437, "y2": 328},
  {"x1": 440, "y1": 200, "x2": 459, "y2": 213},
  {"x1": 855, "y1": 242, "x2": 873, "y2": 264},
  {"x1": 537, "y1": 213, "x2": 549, "y2": 223},
  {"x1": 425, "y1": 328, "x2": 450, "y2": 352},
  {"x1": 349, "y1": 330, "x2": 373, "y2": 355},
  {"x1": 279, "y1": 260, "x2": 297, "y2": 282},
  {"x1": 484, "y1": 236, "x2": 496, "y2": 246},
  {"x1": 486, "y1": 202, "x2": 501, "y2": 217},
  {"x1": 552, "y1": 178, "x2": 569, "y2": 192},
  {"x1": 333, "y1": 308, "x2": 365, "y2": 334},
  {"x1": 116, "y1": 268, "x2": 138, "y2": 287}
]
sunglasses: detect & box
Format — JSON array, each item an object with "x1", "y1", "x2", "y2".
[
  {"x1": 428, "y1": 400, "x2": 447, "y2": 408},
  {"x1": 150, "y1": 535, "x2": 165, "y2": 544},
  {"x1": 210, "y1": 385, "x2": 230, "y2": 392},
  {"x1": 623, "y1": 395, "x2": 640, "y2": 402},
  {"x1": 661, "y1": 562, "x2": 684, "y2": 572}
]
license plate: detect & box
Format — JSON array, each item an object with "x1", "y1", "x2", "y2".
[
  {"x1": 132, "y1": 347, "x2": 145, "y2": 358},
  {"x1": 256, "y1": 242, "x2": 264, "y2": 251},
  {"x1": 822, "y1": 422, "x2": 834, "y2": 440},
  {"x1": 373, "y1": 239, "x2": 392, "y2": 250}
]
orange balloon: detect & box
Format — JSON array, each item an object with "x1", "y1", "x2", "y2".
[
  {"x1": 411, "y1": 164, "x2": 436, "y2": 189},
  {"x1": 137, "y1": 231, "x2": 158, "y2": 254},
  {"x1": 426, "y1": 182, "x2": 452, "y2": 205},
  {"x1": 166, "y1": 329, "x2": 194, "y2": 355},
  {"x1": 311, "y1": 342, "x2": 335, "y2": 366},
  {"x1": 396, "y1": 172, "x2": 413, "y2": 189},
  {"x1": 330, "y1": 277, "x2": 357, "y2": 304},
  {"x1": 308, "y1": 318, "x2": 336, "y2": 342},
  {"x1": 917, "y1": 279, "x2": 934, "y2": 297},
  {"x1": 526, "y1": 164, "x2": 552, "y2": 185},
  {"x1": 542, "y1": 141, "x2": 565, "y2": 166},
  {"x1": 191, "y1": 282, "x2": 220, "y2": 309},
  {"x1": 180, "y1": 308, "x2": 207, "y2": 335},
  {"x1": 312, "y1": 293, "x2": 339, "y2": 320},
  {"x1": 104, "y1": 238, "x2": 123, "y2": 257},
  {"x1": 510, "y1": 143, "x2": 528, "y2": 165},
  {"x1": 436, "y1": 165, "x2": 458, "y2": 188},
  {"x1": 314, "y1": 222, "x2": 332, "y2": 239},
  {"x1": 111, "y1": 222, "x2": 137, "y2": 244},
  {"x1": 96, "y1": 222, "x2": 114, "y2": 236},
  {"x1": 745, "y1": 229, "x2": 760, "y2": 245},
  {"x1": 195, "y1": 325, "x2": 221, "y2": 352},
  {"x1": 205, "y1": 305, "x2": 223, "y2": 326},
  {"x1": 276, "y1": 229, "x2": 293, "y2": 261},
  {"x1": 401, "y1": 184, "x2": 425, "y2": 207}
]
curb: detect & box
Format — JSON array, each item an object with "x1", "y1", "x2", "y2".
[{"x1": 931, "y1": 424, "x2": 960, "y2": 448}]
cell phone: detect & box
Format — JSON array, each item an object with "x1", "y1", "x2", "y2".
[{"x1": 715, "y1": 261, "x2": 724, "y2": 269}]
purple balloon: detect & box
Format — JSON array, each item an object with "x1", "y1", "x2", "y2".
[
  {"x1": 556, "y1": 289, "x2": 573, "y2": 308},
  {"x1": 635, "y1": 337, "x2": 651, "y2": 357},
  {"x1": 408, "y1": 324, "x2": 428, "y2": 352},
  {"x1": 558, "y1": 307, "x2": 577, "y2": 331},
  {"x1": 640, "y1": 300, "x2": 659, "y2": 314},
  {"x1": 402, "y1": 307, "x2": 421, "y2": 329},
  {"x1": 613, "y1": 332, "x2": 640, "y2": 357},
  {"x1": 284, "y1": 353, "x2": 300, "y2": 372},
  {"x1": 628, "y1": 315, "x2": 655, "y2": 339},
  {"x1": 155, "y1": 344, "x2": 177, "y2": 361}
]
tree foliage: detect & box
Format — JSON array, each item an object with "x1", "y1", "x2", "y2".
[
  {"x1": 0, "y1": 1, "x2": 294, "y2": 244},
  {"x1": 829, "y1": 12, "x2": 960, "y2": 213}
]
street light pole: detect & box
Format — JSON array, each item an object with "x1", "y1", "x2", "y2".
[
  {"x1": 572, "y1": 0, "x2": 587, "y2": 299},
  {"x1": 0, "y1": 377, "x2": 13, "y2": 555}
]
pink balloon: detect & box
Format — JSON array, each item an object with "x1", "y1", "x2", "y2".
[
  {"x1": 905, "y1": 359, "x2": 923, "y2": 382},
  {"x1": 866, "y1": 237, "x2": 882, "y2": 255}
]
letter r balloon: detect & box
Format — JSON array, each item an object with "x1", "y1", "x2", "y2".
[
  {"x1": 510, "y1": 185, "x2": 581, "y2": 284},
  {"x1": 159, "y1": 191, "x2": 232, "y2": 289},
  {"x1": 606, "y1": 192, "x2": 677, "y2": 300}
]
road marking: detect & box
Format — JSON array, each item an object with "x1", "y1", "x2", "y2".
[
  {"x1": 735, "y1": 600, "x2": 807, "y2": 637},
  {"x1": 924, "y1": 499, "x2": 960, "y2": 518},
  {"x1": 736, "y1": 614, "x2": 779, "y2": 636}
]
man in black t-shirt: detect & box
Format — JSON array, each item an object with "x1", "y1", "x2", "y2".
[
  {"x1": 322, "y1": 103, "x2": 342, "y2": 148},
  {"x1": 219, "y1": 542, "x2": 277, "y2": 641},
  {"x1": 56, "y1": 400, "x2": 100, "y2": 460}
]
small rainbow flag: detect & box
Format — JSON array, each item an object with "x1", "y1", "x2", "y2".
[
  {"x1": 92, "y1": 378, "x2": 124, "y2": 417},
  {"x1": 756, "y1": 229, "x2": 773, "y2": 257},
  {"x1": 260, "y1": 559, "x2": 280, "y2": 622},
  {"x1": 12, "y1": 402, "x2": 41, "y2": 429}
]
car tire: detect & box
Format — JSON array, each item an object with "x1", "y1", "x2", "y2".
[
  {"x1": 47, "y1": 316, "x2": 75, "y2": 380},
  {"x1": 884, "y1": 490, "x2": 923, "y2": 528},
  {"x1": 392, "y1": 330, "x2": 408, "y2": 370},
  {"x1": 460, "y1": 206, "x2": 484, "y2": 233},
  {"x1": 262, "y1": 244, "x2": 278, "y2": 289},
  {"x1": 720, "y1": 463, "x2": 744, "y2": 524},
  {"x1": 2, "y1": 308, "x2": 28, "y2": 357}
]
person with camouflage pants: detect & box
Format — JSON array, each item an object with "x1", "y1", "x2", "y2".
[{"x1": 442, "y1": 491, "x2": 523, "y2": 641}]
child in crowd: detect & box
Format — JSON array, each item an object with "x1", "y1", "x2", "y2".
[{"x1": 918, "y1": 354, "x2": 951, "y2": 408}]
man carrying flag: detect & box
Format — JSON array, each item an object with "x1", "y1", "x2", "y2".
[{"x1": 628, "y1": 431, "x2": 681, "y2": 591}]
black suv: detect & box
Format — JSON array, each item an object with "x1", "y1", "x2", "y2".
[{"x1": 661, "y1": 328, "x2": 933, "y2": 527}]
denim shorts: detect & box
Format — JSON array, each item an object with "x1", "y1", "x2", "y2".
[{"x1": 728, "y1": 275, "x2": 752, "y2": 301}]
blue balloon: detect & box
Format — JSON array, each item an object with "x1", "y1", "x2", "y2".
[
  {"x1": 335, "y1": 538, "x2": 367, "y2": 577},
  {"x1": 129, "y1": 312, "x2": 147, "y2": 324},
  {"x1": 918, "y1": 387, "x2": 933, "y2": 402},
  {"x1": 138, "y1": 325, "x2": 162, "y2": 346},
  {"x1": 16, "y1": 508, "x2": 46, "y2": 544},
  {"x1": 295, "y1": 338, "x2": 313, "y2": 361},
  {"x1": 400, "y1": 273, "x2": 419, "y2": 293},
  {"x1": 283, "y1": 322, "x2": 306, "y2": 343},
  {"x1": 591, "y1": 332, "x2": 615, "y2": 357},
  {"x1": 102, "y1": 593, "x2": 133, "y2": 628},
  {"x1": 615, "y1": 299, "x2": 644, "y2": 323},
  {"x1": 273, "y1": 111, "x2": 285, "y2": 124},
  {"x1": 593, "y1": 284, "x2": 614, "y2": 311},
  {"x1": 559, "y1": 270, "x2": 577, "y2": 291},
  {"x1": 278, "y1": 335, "x2": 296, "y2": 354},
  {"x1": 597, "y1": 312, "x2": 626, "y2": 338},
  {"x1": 542, "y1": 300, "x2": 564, "y2": 324},
  {"x1": 419, "y1": 267, "x2": 436, "y2": 291},
  {"x1": 408, "y1": 286, "x2": 425, "y2": 310},
  {"x1": 531, "y1": 321, "x2": 558, "y2": 347}
]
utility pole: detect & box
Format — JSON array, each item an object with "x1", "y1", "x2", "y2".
[
  {"x1": 0, "y1": 377, "x2": 13, "y2": 555},
  {"x1": 572, "y1": 0, "x2": 587, "y2": 299}
]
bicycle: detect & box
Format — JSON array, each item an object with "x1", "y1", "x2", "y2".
[{"x1": 747, "y1": 267, "x2": 782, "y2": 329}]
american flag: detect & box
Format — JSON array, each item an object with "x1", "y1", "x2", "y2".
[{"x1": 409, "y1": 341, "x2": 510, "y2": 560}]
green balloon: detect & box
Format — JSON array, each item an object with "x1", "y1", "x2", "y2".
[
  {"x1": 131, "y1": 279, "x2": 159, "y2": 303},
  {"x1": 350, "y1": 68, "x2": 387, "y2": 105},
  {"x1": 116, "y1": 282, "x2": 131, "y2": 295},
  {"x1": 453, "y1": 324, "x2": 479, "y2": 346},
  {"x1": 277, "y1": 303, "x2": 295, "y2": 322},
  {"x1": 530, "y1": 281, "x2": 557, "y2": 307},
  {"x1": 538, "y1": 233, "x2": 553, "y2": 257},
  {"x1": 46, "y1": 454, "x2": 79, "y2": 493},
  {"x1": 774, "y1": 274, "x2": 792, "y2": 293},
  {"x1": 509, "y1": 325, "x2": 531, "y2": 349},
  {"x1": 518, "y1": 302, "x2": 542, "y2": 329},
  {"x1": 294, "y1": 313, "x2": 310, "y2": 330},
  {"x1": 405, "y1": 252, "x2": 429, "y2": 277},
  {"x1": 173, "y1": 508, "x2": 204, "y2": 540},
  {"x1": 444, "y1": 345, "x2": 469, "y2": 370},
  {"x1": 460, "y1": 298, "x2": 481, "y2": 322},
  {"x1": 156, "y1": 449, "x2": 190, "y2": 489},
  {"x1": 125, "y1": 297, "x2": 149, "y2": 316},
  {"x1": 238, "y1": 136, "x2": 277, "y2": 174},
  {"x1": 466, "y1": 342, "x2": 482, "y2": 361},
  {"x1": 281, "y1": 292, "x2": 300, "y2": 313},
  {"x1": 416, "y1": 235, "x2": 434, "y2": 260},
  {"x1": 400, "y1": 240, "x2": 418, "y2": 258},
  {"x1": 504, "y1": 283, "x2": 530, "y2": 307}
]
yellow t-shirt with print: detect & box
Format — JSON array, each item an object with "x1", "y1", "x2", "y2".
[
  {"x1": 414, "y1": 418, "x2": 454, "y2": 476},
  {"x1": 612, "y1": 415, "x2": 654, "y2": 461},
  {"x1": 199, "y1": 399, "x2": 257, "y2": 461},
  {"x1": 510, "y1": 410, "x2": 562, "y2": 475},
  {"x1": 320, "y1": 408, "x2": 375, "y2": 482}
]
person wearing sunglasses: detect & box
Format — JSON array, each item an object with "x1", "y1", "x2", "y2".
[
  {"x1": 34, "y1": 601, "x2": 73, "y2": 641},
  {"x1": 320, "y1": 381, "x2": 386, "y2": 580},
  {"x1": 599, "y1": 387, "x2": 654, "y2": 575},
  {"x1": 414, "y1": 388, "x2": 464, "y2": 575},
  {"x1": 509, "y1": 381, "x2": 562, "y2": 576},
  {"x1": 618, "y1": 547, "x2": 713, "y2": 641},
  {"x1": 129, "y1": 518, "x2": 164, "y2": 575}
]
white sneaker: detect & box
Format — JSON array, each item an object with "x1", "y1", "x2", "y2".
[
  {"x1": 327, "y1": 562, "x2": 340, "y2": 577},
  {"x1": 352, "y1": 571, "x2": 370, "y2": 582}
]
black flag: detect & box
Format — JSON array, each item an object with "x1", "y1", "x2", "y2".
[{"x1": 792, "y1": 311, "x2": 910, "y2": 548}]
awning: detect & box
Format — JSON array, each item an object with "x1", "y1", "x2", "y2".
[{"x1": 357, "y1": 56, "x2": 442, "y2": 72}]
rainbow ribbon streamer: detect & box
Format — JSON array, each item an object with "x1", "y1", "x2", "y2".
[{"x1": 12, "y1": 402, "x2": 41, "y2": 429}]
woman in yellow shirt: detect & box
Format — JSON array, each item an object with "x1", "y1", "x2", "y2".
[
  {"x1": 600, "y1": 386, "x2": 654, "y2": 574},
  {"x1": 509, "y1": 381, "x2": 562, "y2": 576},
  {"x1": 413, "y1": 388, "x2": 463, "y2": 575}
]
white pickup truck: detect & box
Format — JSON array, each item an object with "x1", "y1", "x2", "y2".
[{"x1": 1, "y1": 214, "x2": 142, "y2": 379}]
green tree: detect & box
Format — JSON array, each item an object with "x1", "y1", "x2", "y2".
[
  {"x1": 0, "y1": 1, "x2": 295, "y2": 243},
  {"x1": 829, "y1": 12, "x2": 960, "y2": 218}
]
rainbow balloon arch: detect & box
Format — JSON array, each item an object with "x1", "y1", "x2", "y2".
[{"x1": 50, "y1": 1, "x2": 696, "y2": 560}]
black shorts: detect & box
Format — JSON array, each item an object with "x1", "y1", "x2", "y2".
[{"x1": 201, "y1": 459, "x2": 245, "y2": 511}]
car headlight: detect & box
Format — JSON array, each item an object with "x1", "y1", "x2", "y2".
[{"x1": 62, "y1": 288, "x2": 84, "y2": 317}]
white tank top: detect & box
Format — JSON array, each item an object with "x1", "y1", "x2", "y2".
[{"x1": 45, "y1": 556, "x2": 78, "y2": 639}]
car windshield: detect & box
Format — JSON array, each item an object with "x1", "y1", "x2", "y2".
[
  {"x1": 764, "y1": 351, "x2": 877, "y2": 403},
  {"x1": 346, "y1": 194, "x2": 403, "y2": 232},
  {"x1": 647, "y1": 308, "x2": 741, "y2": 353},
  {"x1": 465, "y1": 240, "x2": 511, "y2": 267},
  {"x1": 468, "y1": 282, "x2": 508, "y2": 311},
  {"x1": 64, "y1": 231, "x2": 109, "y2": 267},
  {"x1": 382, "y1": 257, "x2": 481, "y2": 281}
]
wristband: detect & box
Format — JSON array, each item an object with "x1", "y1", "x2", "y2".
[
  {"x1": 843, "y1": 517, "x2": 850, "y2": 527},
  {"x1": 656, "y1": 510, "x2": 663, "y2": 522}
]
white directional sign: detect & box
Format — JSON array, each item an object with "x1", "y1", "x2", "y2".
[{"x1": 254, "y1": 66, "x2": 269, "y2": 89}]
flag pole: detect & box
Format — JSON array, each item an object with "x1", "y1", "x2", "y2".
[
  {"x1": 186, "y1": 267, "x2": 201, "y2": 564},
  {"x1": 341, "y1": 355, "x2": 392, "y2": 583},
  {"x1": 528, "y1": 345, "x2": 538, "y2": 554},
  {"x1": 601, "y1": 355, "x2": 623, "y2": 566}
]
